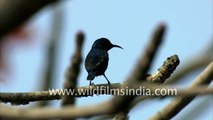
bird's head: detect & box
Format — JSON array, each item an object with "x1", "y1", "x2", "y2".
[{"x1": 92, "y1": 38, "x2": 123, "y2": 51}]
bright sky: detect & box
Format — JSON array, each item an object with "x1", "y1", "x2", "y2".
[{"x1": 1, "y1": 0, "x2": 212, "y2": 120}]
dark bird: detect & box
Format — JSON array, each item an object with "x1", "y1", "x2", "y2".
[{"x1": 85, "y1": 38, "x2": 123, "y2": 85}]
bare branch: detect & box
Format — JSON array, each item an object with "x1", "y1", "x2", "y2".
[
  {"x1": 61, "y1": 31, "x2": 85, "y2": 105},
  {"x1": 1, "y1": 83, "x2": 212, "y2": 105},
  {"x1": 38, "y1": 2, "x2": 63, "y2": 107},
  {"x1": 147, "y1": 55, "x2": 180, "y2": 83},
  {"x1": 130, "y1": 23, "x2": 166, "y2": 81},
  {"x1": 0, "y1": 50, "x2": 176, "y2": 105},
  {"x1": 0, "y1": 91, "x2": 61, "y2": 105},
  {"x1": 0, "y1": 55, "x2": 179, "y2": 104},
  {"x1": 0, "y1": 85, "x2": 212, "y2": 119},
  {"x1": 113, "y1": 23, "x2": 167, "y2": 119},
  {"x1": 165, "y1": 56, "x2": 212, "y2": 84},
  {"x1": 1, "y1": 25, "x2": 168, "y2": 104},
  {"x1": 165, "y1": 42, "x2": 212, "y2": 84},
  {"x1": 0, "y1": 24, "x2": 182, "y2": 120},
  {"x1": 149, "y1": 62, "x2": 213, "y2": 120},
  {"x1": 0, "y1": 55, "x2": 211, "y2": 120},
  {"x1": 113, "y1": 112, "x2": 129, "y2": 120},
  {"x1": 129, "y1": 55, "x2": 180, "y2": 109},
  {"x1": 0, "y1": 101, "x2": 114, "y2": 120}
]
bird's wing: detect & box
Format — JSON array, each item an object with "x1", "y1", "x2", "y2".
[{"x1": 85, "y1": 51, "x2": 108, "y2": 73}]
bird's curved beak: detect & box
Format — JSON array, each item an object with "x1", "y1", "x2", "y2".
[{"x1": 112, "y1": 44, "x2": 123, "y2": 49}]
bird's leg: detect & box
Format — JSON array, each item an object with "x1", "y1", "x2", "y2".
[
  {"x1": 89, "y1": 80, "x2": 95, "y2": 86},
  {"x1": 89, "y1": 80, "x2": 92, "y2": 86},
  {"x1": 103, "y1": 73, "x2": 111, "y2": 85}
]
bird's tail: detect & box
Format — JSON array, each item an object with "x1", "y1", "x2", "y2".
[{"x1": 87, "y1": 74, "x2": 95, "y2": 80}]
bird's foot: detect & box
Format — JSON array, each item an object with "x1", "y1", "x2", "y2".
[{"x1": 89, "y1": 82, "x2": 95, "y2": 86}]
